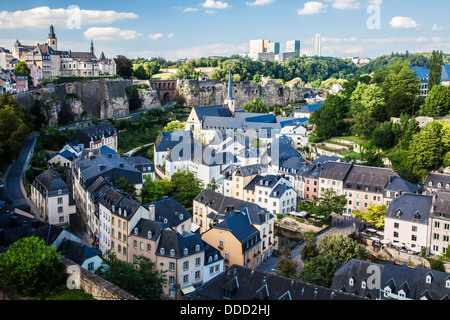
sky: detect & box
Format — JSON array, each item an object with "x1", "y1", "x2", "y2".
[{"x1": 1, "y1": 0, "x2": 450, "y2": 60}]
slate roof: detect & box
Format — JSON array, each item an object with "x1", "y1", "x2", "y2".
[
  {"x1": 98, "y1": 188, "x2": 142, "y2": 221},
  {"x1": 344, "y1": 165, "x2": 398, "y2": 193},
  {"x1": 267, "y1": 135, "x2": 301, "y2": 167},
  {"x1": 385, "y1": 176, "x2": 421, "y2": 194},
  {"x1": 154, "y1": 130, "x2": 192, "y2": 152},
  {"x1": 319, "y1": 161, "x2": 352, "y2": 181},
  {"x1": 194, "y1": 189, "x2": 245, "y2": 215},
  {"x1": 58, "y1": 239, "x2": 102, "y2": 265},
  {"x1": 193, "y1": 105, "x2": 232, "y2": 120},
  {"x1": 424, "y1": 173, "x2": 450, "y2": 191},
  {"x1": 188, "y1": 264, "x2": 364, "y2": 300},
  {"x1": 411, "y1": 66, "x2": 429, "y2": 83},
  {"x1": 131, "y1": 218, "x2": 164, "y2": 241},
  {"x1": 71, "y1": 123, "x2": 116, "y2": 148},
  {"x1": 156, "y1": 227, "x2": 205, "y2": 259},
  {"x1": 145, "y1": 197, "x2": 191, "y2": 228},
  {"x1": 332, "y1": 259, "x2": 450, "y2": 300},
  {"x1": 34, "y1": 169, "x2": 70, "y2": 195},
  {"x1": 441, "y1": 65, "x2": 450, "y2": 82},
  {"x1": 293, "y1": 103, "x2": 324, "y2": 115},
  {"x1": 431, "y1": 191, "x2": 450, "y2": 216},
  {"x1": 385, "y1": 193, "x2": 433, "y2": 225}
]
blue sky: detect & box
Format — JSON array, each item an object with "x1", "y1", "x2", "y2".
[{"x1": 1, "y1": 0, "x2": 449, "y2": 60}]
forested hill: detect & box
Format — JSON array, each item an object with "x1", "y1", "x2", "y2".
[{"x1": 130, "y1": 52, "x2": 448, "y2": 87}]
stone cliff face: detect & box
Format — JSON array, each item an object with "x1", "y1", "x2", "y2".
[
  {"x1": 177, "y1": 78, "x2": 322, "y2": 109},
  {"x1": 13, "y1": 78, "x2": 161, "y2": 126}
]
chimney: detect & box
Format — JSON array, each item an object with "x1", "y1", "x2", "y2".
[{"x1": 148, "y1": 203, "x2": 155, "y2": 220}]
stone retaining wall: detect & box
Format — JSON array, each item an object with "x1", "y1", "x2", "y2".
[{"x1": 61, "y1": 257, "x2": 137, "y2": 300}]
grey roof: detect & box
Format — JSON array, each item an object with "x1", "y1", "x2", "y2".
[
  {"x1": 188, "y1": 265, "x2": 364, "y2": 300},
  {"x1": 267, "y1": 135, "x2": 301, "y2": 167},
  {"x1": 280, "y1": 156, "x2": 307, "y2": 172},
  {"x1": 131, "y1": 218, "x2": 164, "y2": 241},
  {"x1": 71, "y1": 123, "x2": 116, "y2": 148},
  {"x1": 233, "y1": 164, "x2": 261, "y2": 177},
  {"x1": 269, "y1": 183, "x2": 292, "y2": 198},
  {"x1": 213, "y1": 211, "x2": 261, "y2": 252},
  {"x1": 332, "y1": 259, "x2": 450, "y2": 300},
  {"x1": 385, "y1": 176, "x2": 421, "y2": 194},
  {"x1": 424, "y1": 173, "x2": 450, "y2": 191},
  {"x1": 154, "y1": 130, "x2": 191, "y2": 152},
  {"x1": 319, "y1": 161, "x2": 353, "y2": 181},
  {"x1": 194, "y1": 189, "x2": 245, "y2": 215},
  {"x1": 156, "y1": 227, "x2": 205, "y2": 259},
  {"x1": 385, "y1": 193, "x2": 433, "y2": 225},
  {"x1": 145, "y1": 197, "x2": 191, "y2": 227},
  {"x1": 344, "y1": 165, "x2": 398, "y2": 193},
  {"x1": 311, "y1": 155, "x2": 340, "y2": 164},
  {"x1": 431, "y1": 191, "x2": 450, "y2": 216},
  {"x1": 98, "y1": 188, "x2": 142, "y2": 221},
  {"x1": 34, "y1": 169, "x2": 69, "y2": 195},
  {"x1": 194, "y1": 105, "x2": 232, "y2": 120},
  {"x1": 168, "y1": 139, "x2": 236, "y2": 166},
  {"x1": 293, "y1": 103, "x2": 324, "y2": 114},
  {"x1": 75, "y1": 153, "x2": 143, "y2": 189},
  {"x1": 58, "y1": 239, "x2": 102, "y2": 265},
  {"x1": 244, "y1": 174, "x2": 280, "y2": 191}
]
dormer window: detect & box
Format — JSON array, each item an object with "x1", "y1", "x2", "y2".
[
  {"x1": 184, "y1": 248, "x2": 188, "y2": 255},
  {"x1": 438, "y1": 183, "x2": 442, "y2": 188},
  {"x1": 180, "y1": 214, "x2": 184, "y2": 220},
  {"x1": 429, "y1": 181, "x2": 433, "y2": 187},
  {"x1": 163, "y1": 218, "x2": 168, "y2": 224},
  {"x1": 195, "y1": 244, "x2": 200, "y2": 252},
  {"x1": 214, "y1": 254, "x2": 218, "y2": 261},
  {"x1": 426, "y1": 273, "x2": 433, "y2": 284},
  {"x1": 445, "y1": 278, "x2": 450, "y2": 288},
  {"x1": 148, "y1": 231, "x2": 152, "y2": 239},
  {"x1": 170, "y1": 249, "x2": 175, "y2": 257},
  {"x1": 361, "y1": 280, "x2": 367, "y2": 289},
  {"x1": 160, "y1": 247, "x2": 165, "y2": 255},
  {"x1": 395, "y1": 209, "x2": 402, "y2": 217},
  {"x1": 413, "y1": 211, "x2": 421, "y2": 220},
  {"x1": 208, "y1": 256, "x2": 212, "y2": 263},
  {"x1": 349, "y1": 277, "x2": 355, "y2": 286},
  {"x1": 134, "y1": 228, "x2": 138, "y2": 235}
]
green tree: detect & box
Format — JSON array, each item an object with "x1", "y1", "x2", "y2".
[
  {"x1": 114, "y1": 177, "x2": 137, "y2": 199},
  {"x1": 163, "y1": 120, "x2": 185, "y2": 132},
  {"x1": 115, "y1": 55, "x2": 134, "y2": 78},
  {"x1": 170, "y1": 169, "x2": 203, "y2": 208},
  {"x1": 299, "y1": 254, "x2": 339, "y2": 288},
  {"x1": 133, "y1": 64, "x2": 150, "y2": 80},
  {"x1": 421, "y1": 85, "x2": 450, "y2": 117},
  {"x1": 352, "y1": 204, "x2": 387, "y2": 228},
  {"x1": 275, "y1": 248, "x2": 298, "y2": 279},
  {"x1": 309, "y1": 102, "x2": 344, "y2": 140},
  {"x1": 317, "y1": 233, "x2": 371, "y2": 265},
  {"x1": 141, "y1": 176, "x2": 174, "y2": 204},
  {"x1": 372, "y1": 121, "x2": 396, "y2": 150},
  {"x1": 300, "y1": 233, "x2": 318, "y2": 262},
  {"x1": 409, "y1": 120, "x2": 446, "y2": 179},
  {"x1": 428, "y1": 50, "x2": 443, "y2": 92},
  {"x1": 95, "y1": 251, "x2": 166, "y2": 300},
  {"x1": 311, "y1": 188, "x2": 347, "y2": 218},
  {"x1": 207, "y1": 177, "x2": 218, "y2": 191},
  {"x1": 0, "y1": 236, "x2": 64, "y2": 298}
]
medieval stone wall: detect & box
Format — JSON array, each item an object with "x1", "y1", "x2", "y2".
[{"x1": 177, "y1": 78, "x2": 322, "y2": 110}]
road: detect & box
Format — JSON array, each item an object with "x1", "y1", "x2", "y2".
[{"x1": 3, "y1": 134, "x2": 38, "y2": 208}]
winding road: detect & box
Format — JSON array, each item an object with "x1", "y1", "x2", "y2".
[{"x1": 3, "y1": 134, "x2": 38, "y2": 208}]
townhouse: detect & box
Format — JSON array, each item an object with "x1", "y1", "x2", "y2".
[
  {"x1": 30, "y1": 169, "x2": 76, "y2": 226},
  {"x1": 193, "y1": 188, "x2": 275, "y2": 263},
  {"x1": 98, "y1": 188, "x2": 149, "y2": 261},
  {"x1": 70, "y1": 123, "x2": 118, "y2": 153}
]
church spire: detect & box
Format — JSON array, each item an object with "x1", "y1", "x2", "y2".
[
  {"x1": 227, "y1": 65, "x2": 233, "y2": 100},
  {"x1": 90, "y1": 39, "x2": 94, "y2": 55}
]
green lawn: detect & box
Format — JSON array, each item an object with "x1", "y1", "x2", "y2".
[
  {"x1": 337, "y1": 136, "x2": 369, "y2": 144},
  {"x1": 46, "y1": 288, "x2": 95, "y2": 300}
]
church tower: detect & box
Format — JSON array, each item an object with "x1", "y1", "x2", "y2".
[
  {"x1": 90, "y1": 40, "x2": 94, "y2": 55},
  {"x1": 224, "y1": 66, "x2": 235, "y2": 114},
  {"x1": 47, "y1": 24, "x2": 57, "y2": 50}
]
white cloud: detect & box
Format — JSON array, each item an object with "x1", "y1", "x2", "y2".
[
  {"x1": 326, "y1": 0, "x2": 360, "y2": 10},
  {"x1": 389, "y1": 16, "x2": 420, "y2": 29},
  {"x1": 83, "y1": 27, "x2": 141, "y2": 41},
  {"x1": 432, "y1": 24, "x2": 445, "y2": 31},
  {"x1": 183, "y1": 7, "x2": 199, "y2": 12},
  {"x1": 202, "y1": 0, "x2": 230, "y2": 9},
  {"x1": 0, "y1": 6, "x2": 138, "y2": 29},
  {"x1": 167, "y1": 33, "x2": 175, "y2": 38},
  {"x1": 368, "y1": 0, "x2": 382, "y2": 5},
  {"x1": 149, "y1": 33, "x2": 164, "y2": 40},
  {"x1": 246, "y1": 0, "x2": 275, "y2": 6},
  {"x1": 297, "y1": 2, "x2": 328, "y2": 15}
]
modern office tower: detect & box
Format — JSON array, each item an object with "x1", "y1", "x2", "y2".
[
  {"x1": 249, "y1": 40, "x2": 265, "y2": 54},
  {"x1": 314, "y1": 33, "x2": 322, "y2": 57},
  {"x1": 286, "y1": 40, "x2": 301, "y2": 56},
  {"x1": 267, "y1": 42, "x2": 280, "y2": 54}
]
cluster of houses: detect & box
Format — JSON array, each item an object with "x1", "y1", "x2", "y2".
[
  {"x1": 0, "y1": 24, "x2": 116, "y2": 93},
  {"x1": 2, "y1": 66, "x2": 448, "y2": 300}
]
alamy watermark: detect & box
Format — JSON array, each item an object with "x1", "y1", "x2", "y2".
[
  {"x1": 66, "y1": 264, "x2": 81, "y2": 290},
  {"x1": 367, "y1": 3, "x2": 381, "y2": 30},
  {"x1": 66, "y1": 5, "x2": 81, "y2": 30}
]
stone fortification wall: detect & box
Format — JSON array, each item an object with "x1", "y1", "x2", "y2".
[
  {"x1": 12, "y1": 78, "x2": 161, "y2": 126},
  {"x1": 178, "y1": 78, "x2": 322, "y2": 109}
]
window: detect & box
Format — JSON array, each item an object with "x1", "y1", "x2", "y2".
[
  {"x1": 133, "y1": 240, "x2": 137, "y2": 248},
  {"x1": 58, "y1": 207, "x2": 63, "y2": 213},
  {"x1": 219, "y1": 240, "x2": 224, "y2": 248},
  {"x1": 147, "y1": 244, "x2": 151, "y2": 252},
  {"x1": 170, "y1": 249, "x2": 175, "y2": 257},
  {"x1": 169, "y1": 276, "x2": 175, "y2": 285},
  {"x1": 183, "y1": 274, "x2": 189, "y2": 284},
  {"x1": 196, "y1": 257, "x2": 201, "y2": 267},
  {"x1": 183, "y1": 261, "x2": 189, "y2": 271},
  {"x1": 195, "y1": 271, "x2": 200, "y2": 280},
  {"x1": 435, "y1": 222, "x2": 441, "y2": 229},
  {"x1": 57, "y1": 197, "x2": 63, "y2": 204}
]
